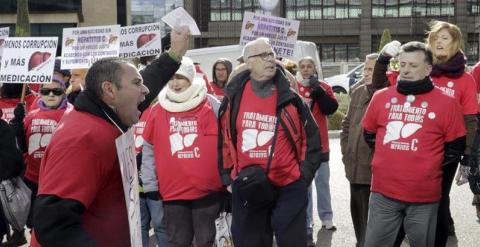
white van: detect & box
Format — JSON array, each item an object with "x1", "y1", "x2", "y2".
[{"x1": 185, "y1": 40, "x2": 323, "y2": 81}]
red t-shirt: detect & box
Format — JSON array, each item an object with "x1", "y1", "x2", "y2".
[
  {"x1": 142, "y1": 100, "x2": 223, "y2": 201},
  {"x1": 388, "y1": 71, "x2": 477, "y2": 115},
  {"x1": 469, "y1": 62, "x2": 480, "y2": 111},
  {"x1": 0, "y1": 94, "x2": 36, "y2": 122},
  {"x1": 32, "y1": 108, "x2": 130, "y2": 247},
  {"x1": 362, "y1": 87, "x2": 466, "y2": 202},
  {"x1": 235, "y1": 81, "x2": 300, "y2": 187},
  {"x1": 208, "y1": 81, "x2": 225, "y2": 101},
  {"x1": 431, "y1": 73, "x2": 478, "y2": 115},
  {"x1": 23, "y1": 106, "x2": 69, "y2": 183},
  {"x1": 133, "y1": 106, "x2": 152, "y2": 155},
  {"x1": 29, "y1": 83, "x2": 42, "y2": 94},
  {"x1": 387, "y1": 71, "x2": 399, "y2": 86},
  {"x1": 297, "y1": 81, "x2": 336, "y2": 153}
]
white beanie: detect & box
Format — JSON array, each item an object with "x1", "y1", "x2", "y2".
[{"x1": 175, "y1": 56, "x2": 195, "y2": 82}]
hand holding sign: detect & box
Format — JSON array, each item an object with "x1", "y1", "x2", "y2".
[
  {"x1": 170, "y1": 26, "x2": 190, "y2": 58},
  {"x1": 162, "y1": 7, "x2": 200, "y2": 36}
]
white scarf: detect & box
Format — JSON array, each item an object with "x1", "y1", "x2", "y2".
[{"x1": 159, "y1": 77, "x2": 207, "y2": 112}]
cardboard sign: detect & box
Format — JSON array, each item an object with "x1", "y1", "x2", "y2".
[
  {"x1": 115, "y1": 128, "x2": 142, "y2": 247},
  {"x1": 240, "y1": 12, "x2": 300, "y2": 58},
  {"x1": 0, "y1": 37, "x2": 58, "y2": 84},
  {"x1": 61, "y1": 25, "x2": 120, "y2": 69},
  {"x1": 120, "y1": 22, "x2": 162, "y2": 59},
  {"x1": 162, "y1": 7, "x2": 201, "y2": 36},
  {"x1": 0, "y1": 27, "x2": 9, "y2": 64}
]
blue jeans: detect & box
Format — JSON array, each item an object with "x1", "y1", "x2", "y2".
[
  {"x1": 306, "y1": 162, "x2": 333, "y2": 232},
  {"x1": 140, "y1": 196, "x2": 168, "y2": 247}
]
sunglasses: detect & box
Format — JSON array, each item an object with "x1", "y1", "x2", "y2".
[{"x1": 39, "y1": 88, "x2": 64, "y2": 96}]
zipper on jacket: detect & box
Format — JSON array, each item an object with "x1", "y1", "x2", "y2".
[{"x1": 283, "y1": 109, "x2": 298, "y2": 135}]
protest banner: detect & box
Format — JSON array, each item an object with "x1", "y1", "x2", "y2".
[
  {"x1": 240, "y1": 12, "x2": 300, "y2": 58},
  {"x1": 0, "y1": 27, "x2": 9, "y2": 64},
  {"x1": 61, "y1": 25, "x2": 120, "y2": 69},
  {"x1": 0, "y1": 37, "x2": 58, "y2": 84},
  {"x1": 120, "y1": 22, "x2": 162, "y2": 59},
  {"x1": 162, "y1": 7, "x2": 201, "y2": 36},
  {"x1": 115, "y1": 128, "x2": 142, "y2": 247}
]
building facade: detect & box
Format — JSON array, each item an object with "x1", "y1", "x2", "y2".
[
  {"x1": 0, "y1": 0, "x2": 131, "y2": 55},
  {"x1": 131, "y1": 0, "x2": 183, "y2": 35},
  {"x1": 185, "y1": 0, "x2": 480, "y2": 65},
  {"x1": 1, "y1": 0, "x2": 478, "y2": 66}
]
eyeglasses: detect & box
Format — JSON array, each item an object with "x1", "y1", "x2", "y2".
[
  {"x1": 248, "y1": 52, "x2": 276, "y2": 61},
  {"x1": 39, "y1": 88, "x2": 64, "y2": 96}
]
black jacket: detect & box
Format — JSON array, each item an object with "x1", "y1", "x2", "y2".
[
  {"x1": 0, "y1": 116, "x2": 24, "y2": 181},
  {"x1": 33, "y1": 52, "x2": 180, "y2": 247}
]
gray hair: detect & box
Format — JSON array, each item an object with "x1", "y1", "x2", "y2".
[
  {"x1": 85, "y1": 57, "x2": 132, "y2": 98},
  {"x1": 365, "y1": 53, "x2": 379, "y2": 60},
  {"x1": 298, "y1": 56, "x2": 317, "y2": 74},
  {"x1": 242, "y1": 37, "x2": 271, "y2": 62}
]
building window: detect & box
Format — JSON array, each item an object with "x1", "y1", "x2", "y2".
[
  {"x1": 319, "y1": 43, "x2": 360, "y2": 62},
  {"x1": 349, "y1": 0, "x2": 362, "y2": 18},
  {"x1": 285, "y1": 0, "x2": 362, "y2": 19},
  {"x1": 210, "y1": 0, "x2": 261, "y2": 21},
  {"x1": 468, "y1": 0, "x2": 480, "y2": 15},
  {"x1": 467, "y1": 33, "x2": 479, "y2": 64},
  {"x1": 0, "y1": 0, "x2": 82, "y2": 13},
  {"x1": 372, "y1": 0, "x2": 454, "y2": 17}
]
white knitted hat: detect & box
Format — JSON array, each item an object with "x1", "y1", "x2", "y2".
[{"x1": 175, "y1": 56, "x2": 195, "y2": 82}]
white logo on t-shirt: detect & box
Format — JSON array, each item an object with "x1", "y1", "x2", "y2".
[
  {"x1": 240, "y1": 112, "x2": 276, "y2": 159},
  {"x1": 28, "y1": 118, "x2": 58, "y2": 158},
  {"x1": 28, "y1": 133, "x2": 52, "y2": 156},
  {"x1": 168, "y1": 117, "x2": 199, "y2": 158},
  {"x1": 383, "y1": 100, "x2": 430, "y2": 151},
  {"x1": 241, "y1": 129, "x2": 274, "y2": 152},
  {"x1": 383, "y1": 121, "x2": 422, "y2": 144}
]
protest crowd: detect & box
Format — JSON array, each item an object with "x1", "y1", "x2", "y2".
[{"x1": 1, "y1": 6, "x2": 480, "y2": 247}]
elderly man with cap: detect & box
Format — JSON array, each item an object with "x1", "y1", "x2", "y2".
[{"x1": 218, "y1": 37, "x2": 323, "y2": 247}]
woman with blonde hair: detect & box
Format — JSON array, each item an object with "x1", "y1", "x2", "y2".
[{"x1": 426, "y1": 20, "x2": 478, "y2": 247}]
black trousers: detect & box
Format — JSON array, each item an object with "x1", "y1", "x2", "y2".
[
  {"x1": 231, "y1": 179, "x2": 308, "y2": 247},
  {"x1": 350, "y1": 184, "x2": 371, "y2": 247},
  {"x1": 23, "y1": 177, "x2": 38, "y2": 229},
  {"x1": 163, "y1": 192, "x2": 224, "y2": 247},
  {"x1": 435, "y1": 161, "x2": 458, "y2": 247}
]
